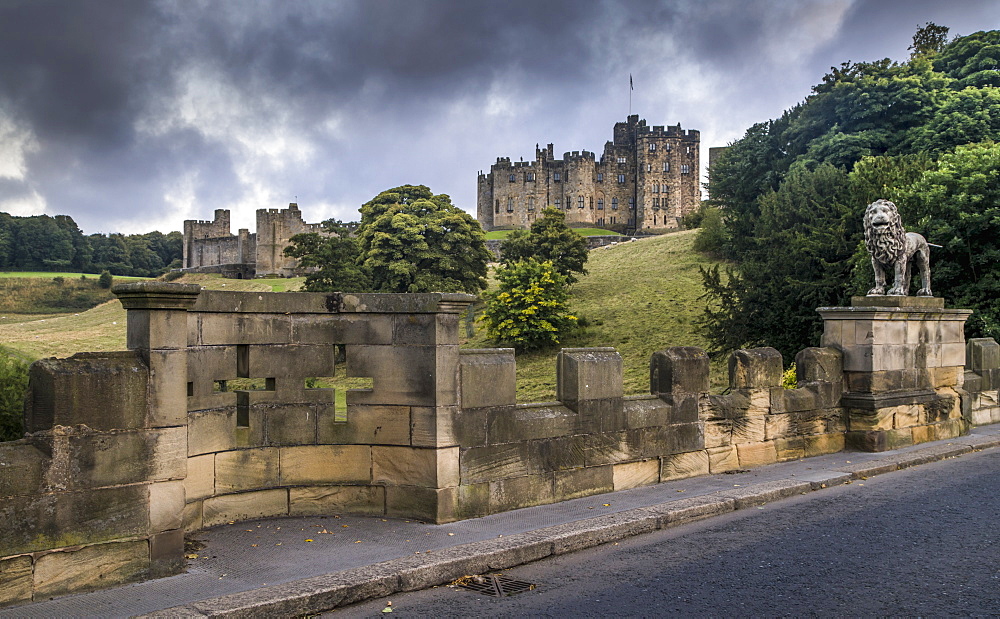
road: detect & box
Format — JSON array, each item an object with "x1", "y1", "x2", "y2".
[{"x1": 333, "y1": 447, "x2": 1000, "y2": 617}]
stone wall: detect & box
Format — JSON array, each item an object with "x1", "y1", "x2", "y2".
[{"x1": 3, "y1": 286, "x2": 999, "y2": 606}]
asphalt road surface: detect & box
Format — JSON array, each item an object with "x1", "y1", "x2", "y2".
[{"x1": 333, "y1": 447, "x2": 1000, "y2": 617}]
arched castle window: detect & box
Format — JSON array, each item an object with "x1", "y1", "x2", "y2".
[
  {"x1": 597, "y1": 172, "x2": 603, "y2": 182},
  {"x1": 495, "y1": 199, "x2": 500, "y2": 214},
  {"x1": 681, "y1": 164, "x2": 691, "y2": 174},
  {"x1": 629, "y1": 196, "x2": 635, "y2": 209},
  {"x1": 509, "y1": 174, "x2": 516, "y2": 182},
  {"x1": 507, "y1": 198, "x2": 514, "y2": 212},
  {"x1": 553, "y1": 172, "x2": 561, "y2": 181},
  {"x1": 649, "y1": 143, "x2": 656, "y2": 151},
  {"x1": 646, "y1": 164, "x2": 652, "y2": 172},
  {"x1": 555, "y1": 198, "x2": 561, "y2": 209},
  {"x1": 578, "y1": 196, "x2": 584, "y2": 209},
  {"x1": 617, "y1": 174, "x2": 625, "y2": 183},
  {"x1": 617, "y1": 156, "x2": 626, "y2": 164},
  {"x1": 611, "y1": 198, "x2": 618, "y2": 210},
  {"x1": 663, "y1": 162, "x2": 670, "y2": 172},
  {"x1": 526, "y1": 172, "x2": 535, "y2": 182},
  {"x1": 597, "y1": 198, "x2": 604, "y2": 210}
]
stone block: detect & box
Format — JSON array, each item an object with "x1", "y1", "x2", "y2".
[
  {"x1": 624, "y1": 397, "x2": 673, "y2": 429},
  {"x1": 967, "y1": 338, "x2": 1000, "y2": 371},
  {"x1": 455, "y1": 483, "x2": 490, "y2": 520},
  {"x1": 933, "y1": 418, "x2": 966, "y2": 441},
  {"x1": 372, "y1": 446, "x2": 460, "y2": 488},
  {"x1": 849, "y1": 407, "x2": 895, "y2": 431},
  {"x1": 802, "y1": 433, "x2": 845, "y2": 457},
  {"x1": 925, "y1": 391, "x2": 961, "y2": 423},
  {"x1": 573, "y1": 398, "x2": 626, "y2": 434},
  {"x1": 246, "y1": 344, "x2": 335, "y2": 379},
  {"x1": 781, "y1": 388, "x2": 816, "y2": 413},
  {"x1": 0, "y1": 555, "x2": 33, "y2": 607},
  {"x1": 392, "y1": 313, "x2": 458, "y2": 346},
  {"x1": 582, "y1": 432, "x2": 633, "y2": 467},
  {"x1": 846, "y1": 428, "x2": 913, "y2": 452},
  {"x1": 700, "y1": 392, "x2": 751, "y2": 420},
  {"x1": 489, "y1": 474, "x2": 554, "y2": 512},
  {"x1": 48, "y1": 427, "x2": 184, "y2": 490},
  {"x1": 525, "y1": 436, "x2": 587, "y2": 474},
  {"x1": 289, "y1": 486, "x2": 385, "y2": 516},
  {"x1": 24, "y1": 352, "x2": 149, "y2": 433},
  {"x1": 409, "y1": 406, "x2": 460, "y2": 448},
  {"x1": 649, "y1": 347, "x2": 709, "y2": 396},
  {"x1": 729, "y1": 347, "x2": 782, "y2": 390},
  {"x1": 669, "y1": 393, "x2": 700, "y2": 424},
  {"x1": 613, "y1": 459, "x2": 660, "y2": 490},
  {"x1": 343, "y1": 344, "x2": 439, "y2": 407},
  {"x1": 632, "y1": 423, "x2": 704, "y2": 458},
  {"x1": 279, "y1": 445, "x2": 372, "y2": 485},
  {"x1": 941, "y1": 343, "x2": 967, "y2": 368},
  {"x1": 145, "y1": 349, "x2": 188, "y2": 428},
  {"x1": 124, "y1": 306, "x2": 192, "y2": 351},
  {"x1": 149, "y1": 529, "x2": 185, "y2": 578},
  {"x1": 553, "y1": 466, "x2": 613, "y2": 500},
  {"x1": 893, "y1": 404, "x2": 922, "y2": 428},
  {"x1": 290, "y1": 313, "x2": 393, "y2": 346},
  {"x1": 461, "y1": 443, "x2": 530, "y2": 484},
  {"x1": 911, "y1": 424, "x2": 934, "y2": 445},
  {"x1": 774, "y1": 437, "x2": 805, "y2": 461},
  {"x1": 820, "y1": 319, "x2": 845, "y2": 348},
  {"x1": 262, "y1": 405, "x2": 319, "y2": 446},
  {"x1": 795, "y1": 347, "x2": 843, "y2": 383},
  {"x1": 661, "y1": 450, "x2": 709, "y2": 481},
  {"x1": 445, "y1": 406, "x2": 488, "y2": 448},
  {"x1": 704, "y1": 420, "x2": 732, "y2": 448},
  {"x1": 149, "y1": 480, "x2": 185, "y2": 533},
  {"x1": 184, "y1": 453, "x2": 215, "y2": 501},
  {"x1": 193, "y1": 312, "x2": 292, "y2": 346},
  {"x1": 202, "y1": 489, "x2": 288, "y2": 527},
  {"x1": 929, "y1": 366, "x2": 962, "y2": 389},
  {"x1": 33, "y1": 540, "x2": 149, "y2": 600},
  {"x1": 487, "y1": 403, "x2": 575, "y2": 444},
  {"x1": 182, "y1": 500, "x2": 203, "y2": 531},
  {"x1": 707, "y1": 446, "x2": 740, "y2": 473},
  {"x1": 187, "y1": 409, "x2": 265, "y2": 456},
  {"x1": 0, "y1": 442, "x2": 46, "y2": 498},
  {"x1": 731, "y1": 415, "x2": 766, "y2": 443},
  {"x1": 736, "y1": 442, "x2": 777, "y2": 468},
  {"x1": 385, "y1": 485, "x2": 458, "y2": 523},
  {"x1": 214, "y1": 448, "x2": 279, "y2": 492},
  {"x1": 557, "y1": 348, "x2": 623, "y2": 410}
]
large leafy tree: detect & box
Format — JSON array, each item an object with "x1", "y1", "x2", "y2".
[
  {"x1": 357, "y1": 185, "x2": 490, "y2": 293},
  {"x1": 499, "y1": 207, "x2": 589, "y2": 284},
  {"x1": 284, "y1": 220, "x2": 371, "y2": 292},
  {"x1": 699, "y1": 26, "x2": 1000, "y2": 360},
  {"x1": 482, "y1": 258, "x2": 576, "y2": 351}
]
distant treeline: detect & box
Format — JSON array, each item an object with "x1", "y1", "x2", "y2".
[{"x1": 0, "y1": 212, "x2": 182, "y2": 277}]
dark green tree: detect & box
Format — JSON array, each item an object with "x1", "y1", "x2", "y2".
[
  {"x1": 934, "y1": 30, "x2": 1000, "y2": 89},
  {"x1": 498, "y1": 207, "x2": 589, "y2": 284},
  {"x1": 909, "y1": 22, "x2": 951, "y2": 58},
  {"x1": 357, "y1": 185, "x2": 490, "y2": 293},
  {"x1": 284, "y1": 220, "x2": 371, "y2": 292},
  {"x1": 0, "y1": 351, "x2": 29, "y2": 442}
]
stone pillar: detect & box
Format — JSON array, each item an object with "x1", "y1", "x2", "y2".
[
  {"x1": 113, "y1": 282, "x2": 200, "y2": 576},
  {"x1": 818, "y1": 297, "x2": 971, "y2": 451}
]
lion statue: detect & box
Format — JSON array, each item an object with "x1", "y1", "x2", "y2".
[{"x1": 864, "y1": 199, "x2": 932, "y2": 297}]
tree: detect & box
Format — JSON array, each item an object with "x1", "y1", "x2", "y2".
[
  {"x1": 498, "y1": 207, "x2": 588, "y2": 284},
  {"x1": 357, "y1": 185, "x2": 490, "y2": 293},
  {"x1": 909, "y1": 22, "x2": 950, "y2": 59},
  {"x1": 482, "y1": 258, "x2": 577, "y2": 351},
  {"x1": 98, "y1": 270, "x2": 113, "y2": 289},
  {"x1": 0, "y1": 352, "x2": 29, "y2": 442},
  {"x1": 284, "y1": 220, "x2": 371, "y2": 292},
  {"x1": 934, "y1": 30, "x2": 1000, "y2": 89}
]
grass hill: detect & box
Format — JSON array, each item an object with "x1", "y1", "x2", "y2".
[{"x1": 0, "y1": 232, "x2": 726, "y2": 399}]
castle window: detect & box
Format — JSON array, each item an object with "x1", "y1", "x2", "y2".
[
  {"x1": 528, "y1": 197, "x2": 535, "y2": 211},
  {"x1": 611, "y1": 198, "x2": 618, "y2": 210},
  {"x1": 589, "y1": 197, "x2": 594, "y2": 209},
  {"x1": 649, "y1": 143, "x2": 656, "y2": 151},
  {"x1": 681, "y1": 164, "x2": 691, "y2": 174},
  {"x1": 526, "y1": 172, "x2": 535, "y2": 182},
  {"x1": 663, "y1": 162, "x2": 670, "y2": 172},
  {"x1": 597, "y1": 172, "x2": 603, "y2": 182},
  {"x1": 654, "y1": 197, "x2": 660, "y2": 207},
  {"x1": 618, "y1": 174, "x2": 625, "y2": 183},
  {"x1": 652, "y1": 183, "x2": 659, "y2": 193},
  {"x1": 617, "y1": 156, "x2": 626, "y2": 164},
  {"x1": 509, "y1": 174, "x2": 516, "y2": 182},
  {"x1": 507, "y1": 198, "x2": 514, "y2": 212},
  {"x1": 665, "y1": 143, "x2": 671, "y2": 151},
  {"x1": 629, "y1": 196, "x2": 635, "y2": 209},
  {"x1": 611, "y1": 216, "x2": 616, "y2": 224},
  {"x1": 686, "y1": 146, "x2": 691, "y2": 154},
  {"x1": 597, "y1": 198, "x2": 604, "y2": 210},
  {"x1": 647, "y1": 164, "x2": 652, "y2": 172},
  {"x1": 578, "y1": 196, "x2": 585, "y2": 209},
  {"x1": 495, "y1": 199, "x2": 500, "y2": 214},
  {"x1": 555, "y1": 198, "x2": 561, "y2": 209},
  {"x1": 553, "y1": 172, "x2": 561, "y2": 182}
]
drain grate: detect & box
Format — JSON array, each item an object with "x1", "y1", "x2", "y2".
[{"x1": 455, "y1": 574, "x2": 536, "y2": 597}]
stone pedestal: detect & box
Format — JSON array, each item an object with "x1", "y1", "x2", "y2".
[{"x1": 818, "y1": 297, "x2": 972, "y2": 451}]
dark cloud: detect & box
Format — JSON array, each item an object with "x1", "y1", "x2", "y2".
[{"x1": 0, "y1": 0, "x2": 998, "y2": 232}]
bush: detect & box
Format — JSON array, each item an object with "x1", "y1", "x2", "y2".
[
  {"x1": 692, "y1": 207, "x2": 726, "y2": 255},
  {"x1": 482, "y1": 258, "x2": 577, "y2": 351},
  {"x1": 98, "y1": 270, "x2": 113, "y2": 289},
  {"x1": 0, "y1": 352, "x2": 29, "y2": 442},
  {"x1": 162, "y1": 270, "x2": 185, "y2": 282}
]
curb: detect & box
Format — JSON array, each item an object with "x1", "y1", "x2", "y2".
[{"x1": 145, "y1": 433, "x2": 1000, "y2": 617}]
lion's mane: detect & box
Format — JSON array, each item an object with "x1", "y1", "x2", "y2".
[{"x1": 864, "y1": 199, "x2": 906, "y2": 265}]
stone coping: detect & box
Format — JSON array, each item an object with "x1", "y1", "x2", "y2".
[
  {"x1": 850, "y1": 296, "x2": 945, "y2": 309},
  {"x1": 818, "y1": 306, "x2": 973, "y2": 320},
  {"x1": 188, "y1": 291, "x2": 477, "y2": 314}
]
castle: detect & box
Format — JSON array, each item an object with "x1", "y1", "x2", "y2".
[
  {"x1": 182, "y1": 203, "x2": 325, "y2": 278},
  {"x1": 477, "y1": 115, "x2": 701, "y2": 233}
]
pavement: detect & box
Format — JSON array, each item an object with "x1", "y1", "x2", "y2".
[{"x1": 4, "y1": 424, "x2": 1000, "y2": 618}]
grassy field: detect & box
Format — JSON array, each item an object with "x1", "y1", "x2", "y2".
[
  {"x1": 484, "y1": 227, "x2": 620, "y2": 240},
  {"x1": 0, "y1": 236, "x2": 725, "y2": 400},
  {"x1": 0, "y1": 271, "x2": 149, "y2": 280},
  {"x1": 465, "y1": 230, "x2": 726, "y2": 400}
]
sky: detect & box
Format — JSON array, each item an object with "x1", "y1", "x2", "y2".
[{"x1": 0, "y1": 0, "x2": 998, "y2": 235}]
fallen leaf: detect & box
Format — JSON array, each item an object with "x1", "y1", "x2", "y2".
[
  {"x1": 185, "y1": 554, "x2": 198, "y2": 559},
  {"x1": 355, "y1": 540, "x2": 362, "y2": 543},
  {"x1": 305, "y1": 539, "x2": 314, "y2": 542},
  {"x1": 448, "y1": 533, "x2": 455, "y2": 536},
  {"x1": 603, "y1": 503, "x2": 611, "y2": 507}
]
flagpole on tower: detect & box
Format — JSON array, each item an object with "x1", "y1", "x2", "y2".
[{"x1": 629, "y1": 74, "x2": 633, "y2": 115}]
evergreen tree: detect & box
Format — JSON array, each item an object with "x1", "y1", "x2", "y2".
[
  {"x1": 284, "y1": 220, "x2": 371, "y2": 292},
  {"x1": 499, "y1": 207, "x2": 589, "y2": 284}
]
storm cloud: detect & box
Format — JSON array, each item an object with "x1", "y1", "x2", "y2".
[{"x1": 0, "y1": 0, "x2": 997, "y2": 233}]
